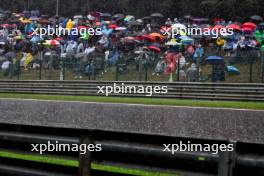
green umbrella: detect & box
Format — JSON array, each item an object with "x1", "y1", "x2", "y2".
[{"x1": 81, "y1": 32, "x2": 89, "y2": 40}]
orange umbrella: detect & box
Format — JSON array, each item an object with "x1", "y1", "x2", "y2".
[{"x1": 150, "y1": 33, "x2": 165, "y2": 41}]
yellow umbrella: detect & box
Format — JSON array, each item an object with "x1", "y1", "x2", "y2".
[{"x1": 19, "y1": 17, "x2": 31, "y2": 24}]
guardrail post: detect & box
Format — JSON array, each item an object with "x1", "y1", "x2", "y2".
[
  {"x1": 217, "y1": 142, "x2": 237, "y2": 176},
  {"x1": 79, "y1": 136, "x2": 92, "y2": 176}
]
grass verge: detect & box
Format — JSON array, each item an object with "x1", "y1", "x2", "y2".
[
  {"x1": 0, "y1": 93, "x2": 263, "y2": 110},
  {"x1": 0, "y1": 150, "x2": 178, "y2": 176}
]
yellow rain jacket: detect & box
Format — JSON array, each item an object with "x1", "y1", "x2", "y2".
[{"x1": 24, "y1": 53, "x2": 33, "y2": 67}]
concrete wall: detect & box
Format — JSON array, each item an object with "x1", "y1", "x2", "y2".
[{"x1": 0, "y1": 98, "x2": 264, "y2": 144}]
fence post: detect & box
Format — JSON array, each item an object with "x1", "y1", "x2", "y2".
[
  {"x1": 79, "y1": 136, "x2": 92, "y2": 176},
  {"x1": 261, "y1": 50, "x2": 264, "y2": 83},
  {"x1": 249, "y1": 60, "x2": 253, "y2": 83},
  {"x1": 144, "y1": 64, "x2": 148, "y2": 82},
  {"x1": 17, "y1": 60, "x2": 20, "y2": 80},
  {"x1": 60, "y1": 55, "x2": 65, "y2": 80},
  {"x1": 115, "y1": 64, "x2": 119, "y2": 81},
  {"x1": 39, "y1": 51, "x2": 43, "y2": 80},
  {"x1": 91, "y1": 61, "x2": 96, "y2": 80},
  {"x1": 8, "y1": 61, "x2": 13, "y2": 80},
  {"x1": 177, "y1": 58, "x2": 180, "y2": 81},
  {"x1": 139, "y1": 58, "x2": 143, "y2": 81},
  {"x1": 218, "y1": 142, "x2": 237, "y2": 176}
]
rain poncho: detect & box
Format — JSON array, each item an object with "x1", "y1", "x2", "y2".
[
  {"x1": 66, "y1": 41, "x2": 77, "y2": 56},
  {"x1": 66, "y1": 19, "x2": 74, "y2": 30},
  {"x1": 187, "y1": 63, "x2": 199, "y2": 82},
  {"x1": 85, "y1": 46, "x2": 95, "y2": 56},
  {"x1": 154, "y1": 60, "x2": 166, "y2": 74},
  {"x1": 1, "y1": 60, "x2": 11, "y2": 71},
  {"x1": 108, "y1": 48, "x2": 119, "y2": 65},
  {"x1": 24, "y1": 53, "x2": 33, "y2": 67},
  {"x1": 193, "y1": 47, "x2": 204, "y2": 61}
]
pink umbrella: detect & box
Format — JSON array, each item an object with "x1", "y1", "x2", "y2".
[
  {"x1": 148, "y1": 46, "x2": 161, "y2": 52},
  {"x1": 226, "y1": 24, "x2": 241, "y2": 31},
  {"x1": 1, "y1": 24, "x2": 9, "y2": 28}
]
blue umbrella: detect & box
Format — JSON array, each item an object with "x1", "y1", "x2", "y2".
[
  {"x1": 227, "y1": 66, "x2": 240, "y2": 75},
  {"x1": 206, "y1": 56, "x2": 224, "y2": 64},
  {"x1": 206, "y1": 56, "x2": 223, "y2": 61},
  {"x1": 30, "y1": 35, "x2": 41, "y2": 43},
  {"x1": 29, "y1": 16, "x2": 39, "y2": 21}
]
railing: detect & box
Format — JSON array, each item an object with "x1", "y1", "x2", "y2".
[
  {"x1": 0, "y1": 80, "x2": 263, "y2": 101},
  {"x1": 0, "y1": 124, "x2": 264, "y2": 176},
  {"x1": 1, "y1": 49, "x2": 264, "y2": 83}
]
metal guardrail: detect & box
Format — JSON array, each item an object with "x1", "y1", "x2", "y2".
[
  {"x1": 0, "y1": 80, "x2": 263, "y2": 101},
  {"x1": 0, "y1": 124, "x2": 264, "y2": 176}
]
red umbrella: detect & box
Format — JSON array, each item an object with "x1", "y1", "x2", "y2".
[
  {"x1": 1, "y1": 24, "x2": 9, "y2": 28},
  {"x1": 242, "y1": 22, "x2": 256, "y2": 29},
  {"x1": 54, "y1": 37, "x2": 63, "y2": 41},
  {"x1": 95, "y1": 21, "x2": 101, "y2": 26},
  {"x1": 121, "y1": 37, "x2": 137, "y2": 44},
  {"x1": 90, "y1": 11, "x2": 101, "y2": 18},
  {"x1": 242, "y1": 27, "x2": 254, "y2": 32},
  {"x1": 50, "y1": 39, "x2": 60, "y2": 46},
  {"x1": 148, "y1": 45, "x2": 161, "y2": 52},
  {"x1": 212, "y1": 25, "x2": 225, "y2": 30},
  {"x1": 226, "y1": 24, "x2": 241, "y2": 31},
  {"x1": 109, "y1": 24, "x2": 118, "y2": 29},
  {"x1": 78, "y1": 26, "x2": 87, "y2": 30},
  {"x1": 38, "y1": 19, "x2": 50, "y2": 24},
  {"x1": 139, "y1": 34, "x2": 156, "y2": 42},
  {"x1": 11, "y1": 24, "x2": 17, "y2": 28}
]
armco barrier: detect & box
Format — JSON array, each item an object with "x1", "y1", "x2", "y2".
[{"x1": 0, "y1": 80, "x2": 264, "y2": 101}]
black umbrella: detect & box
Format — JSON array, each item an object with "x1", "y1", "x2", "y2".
[
  {"x1": 48, "y1": 17, "x2": 57, "y2": 24},
  {"x1": 113, "y1": 14, "x2": 124, "y2": 19},
  {"x1": 101, "y1": 13, "x2": 111, "y2": 17},
  {"x1": 150, "y1": 13, "x2": 164, "y2": 18},
  {"x1": 142, "y1": 16, "x2": 152, "y2": 21},
  {"x1": 184, "y1": 15, "x2": 192, "y2": 19},
  {"x1": 5, "y1": 51, "x2": 16, "y2": 59},
  {"x1": 251, "y1": 15, "x2": 263, "y2": 21},
  {"x1": 128, "y1": 21, "x2": 142, "y2": 26}
]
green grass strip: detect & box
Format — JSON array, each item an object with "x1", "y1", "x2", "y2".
[
  {"x1": 0, "y1": 93, "x2": 263, "y2": 110},
  {"x1": 0, "y1": 150, "x2": 178, "y2": 176}
]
